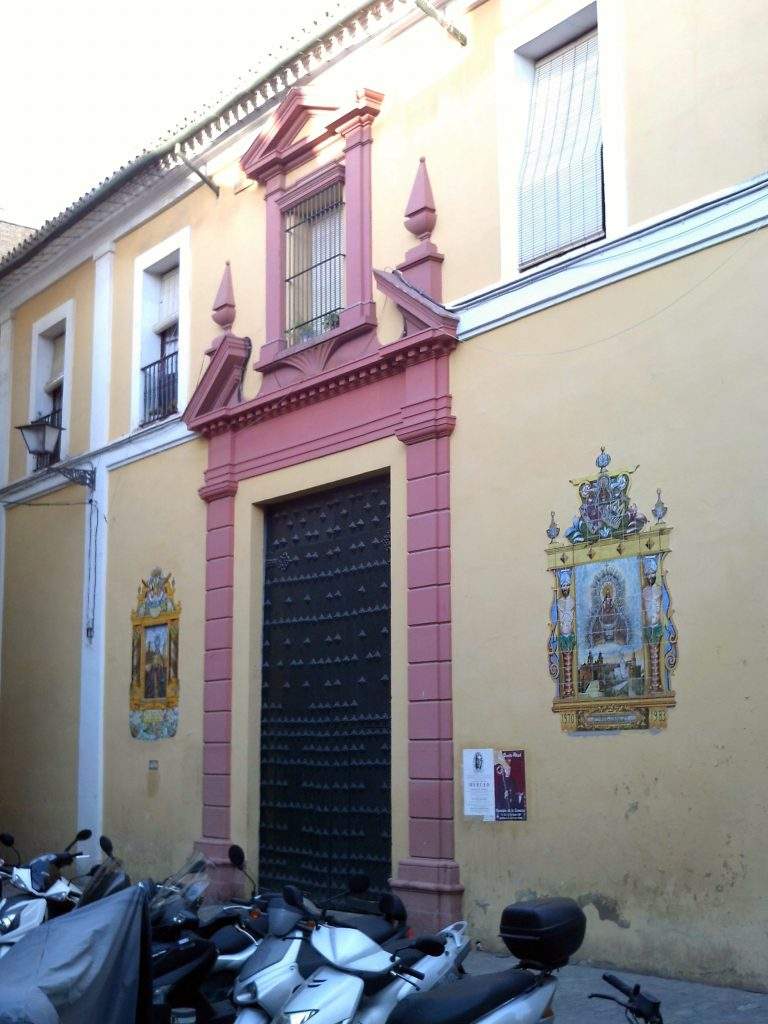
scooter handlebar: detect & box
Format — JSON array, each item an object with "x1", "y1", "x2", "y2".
[
  {"x1": 399, "y1": 966, "x2": 425, "y2": 981},
  {"x1": 603, "y1": 974, "x2": 634, "y2": 998}
]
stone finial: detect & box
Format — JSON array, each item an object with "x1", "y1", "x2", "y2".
[
  {"x1": 404, "y1": 158, "x2": 437, "y2": 241},
  {"x1": 212, "y1": 262, "x2": 235, "y2": 331}
]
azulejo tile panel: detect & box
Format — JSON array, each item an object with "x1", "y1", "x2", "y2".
[
  {"x1": 129, "y1": 568, "x2": 181, "y2": 741},
  {"x1": 546, "y1": 450, "x2": 678, "y2": 732}
]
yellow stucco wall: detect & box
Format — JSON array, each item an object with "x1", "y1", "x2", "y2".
[
  {"x1": 230, "y1": 438, "x2": 409, "y2": 879},
  {"x1": 449, "y1": 229, "x2": 768, "y2": 989},
  {"x1": 0, "y1": 488, "x2": 84, "y2": 851},
  {"x1": 624, "y1": 0, "x2": 768, "y2": 223},
  {"x1": 9, "y1": 260, "x2": 93, "y2": 482},
  {"x1": 101, "y1": 439, "x2": 208, "y2": 877}
]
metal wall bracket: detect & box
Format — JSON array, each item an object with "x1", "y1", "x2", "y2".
[{"x1": 58, "y1": 466, "x2": 96, "y2": 490}]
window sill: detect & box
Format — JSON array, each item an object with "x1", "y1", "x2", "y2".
[
  {"x1": 518, "y1": 230, "x2": 607, "y2": 274},
  {"x1": 252, "y1": 302, "x2": 379, "y2": 396},
  {"x1": 254, "y1": 302, "x2": 377, "y2": 373},
  {"x1": 132, "y1": 411, "x2": 182, "y2": 436}
]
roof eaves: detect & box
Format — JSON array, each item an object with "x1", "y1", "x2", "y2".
[{"x1": 0, "y1": 0, "x2": 409, "y2": 284}]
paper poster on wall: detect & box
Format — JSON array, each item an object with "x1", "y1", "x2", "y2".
[
  {"x1": 493, "y1": 750, "x2": 527, "y2": 821},
  {"x1": 463, "y1": 748, "x2": 527, "y2": 821},
  {"x1": 462, "y1": 748, "x2": 494, "y2": 820}
]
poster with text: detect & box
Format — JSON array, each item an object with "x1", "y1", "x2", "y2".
[
  {"x1": 493, "y1": 749, "x2": 527, "y2": 821},
  {"x1": 462, "y1": 748, "x2": 494, "y2": 820}
]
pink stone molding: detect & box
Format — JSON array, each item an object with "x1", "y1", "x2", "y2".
[
  {"x1": 242, "y1": 86, "x2": 383, "y2": 379},
  {"x1": 399, "y1": 157, "x2": 445, "y2": 302},
  {"x1": 184, "y1": 158, "x2": 462, "y2": 926}
]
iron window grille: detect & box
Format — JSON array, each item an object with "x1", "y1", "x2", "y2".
[
  {"x1": 284, "y1": 182, "x2": 345, "y2": 346},
  {"x1": 141, "y1": 341, "x2": 178, "y2": 425},
  {"x1": 32, "y1": 402, "x2": 62, "y2": 472}
]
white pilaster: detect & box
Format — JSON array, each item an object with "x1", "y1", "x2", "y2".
[
  {"x1": 90, "y1": 246, "x2": 115, "y2": 449},
  {"x1": 77, "y1": 243, "x2": 114, "y2": 844},
  {"x1": 0, "y1": 314, "x2": 12, "y2": 699},
  {"x1": 76, "y1": 456, "x2": 107, "y2": 847}
]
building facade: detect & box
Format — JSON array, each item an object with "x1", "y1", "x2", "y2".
[{"x1": 1, "y1": 0, "x2": 767, "y2": 989}]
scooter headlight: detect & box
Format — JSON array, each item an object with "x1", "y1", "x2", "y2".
[{"x1": 277, "y1": 1012, "x2": 319, "y2": 1024}]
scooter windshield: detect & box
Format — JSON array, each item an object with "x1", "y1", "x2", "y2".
[
  {"x1": 78, "y1": 858, "x2": 129, "y2": 907},
  {"x1": 151, "y1": 852, "x2": 215, "y2": 915}
]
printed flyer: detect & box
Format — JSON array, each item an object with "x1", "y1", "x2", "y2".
[{"x1": 463, "y1": 748, "x2": 527, "y2": 821}]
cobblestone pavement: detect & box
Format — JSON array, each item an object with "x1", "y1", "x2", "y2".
[{"x1": 465, "y1": 951, "x2": 768, "y2": 1024}]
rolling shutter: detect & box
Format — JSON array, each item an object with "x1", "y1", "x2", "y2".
[{"x1": 518, "y1": 31, "x2": 604, "y2": 269}]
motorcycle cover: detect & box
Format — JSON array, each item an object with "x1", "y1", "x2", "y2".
[{"x1": 0, "y1": 884, "x2": 152, "y2": 1024}]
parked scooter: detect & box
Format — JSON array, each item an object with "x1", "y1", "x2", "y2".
[
  {"x1": 232, "y1": 883, "x2": 468, "y2": 1024},
  {"x1": 367, "y1": 896, "x2": 587, "y2": 1024},
  {"x1": 590, "y1": 973, "x2": 664, "y2": 1023},
  {"x1": 78, "y1": 835, "x2": 133, "y2": 906},
  {"x1": 0, "y1": 827, "x2": 94, "y2": 957},
  {"x1": 150, "y1": 851, "x2": 246, "y2": 1023},
  {"x1": 203, "y1": 851, "x2": 410, "y2": 1001}
]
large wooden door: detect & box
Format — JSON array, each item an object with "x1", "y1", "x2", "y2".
[{"x1": 259, "y1": 476, "x2": 391, "y2": 898}]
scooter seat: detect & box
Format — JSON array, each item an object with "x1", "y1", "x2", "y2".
[
  {"x1": 332, "y1": 911, "x2": 399, "y2": 944},
  {"x1": 388, "y1": 968, "x2": 537, "y2": 1024}
]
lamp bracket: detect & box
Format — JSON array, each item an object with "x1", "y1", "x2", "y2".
[{"x1": 58, "y1": 466, "x2": 96, "y2": 490}]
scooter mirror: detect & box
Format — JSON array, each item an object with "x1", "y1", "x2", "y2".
[
  {"x1": 379, "y1": 892, "x2": 407, "y2": 922},
  {"x1": 412, "y1": 934, "x2": 447, "y2": 957},
  {"x1": 0, "y1": 833, "x2": 14, "y2": 848},
  {"x1": 228, "y1": 844, "x2": 245, "y2": 869},
  {"x1": 282, "y1": 884, "x2": 305, "y2": 910},
  {"x1": 76, "y1": 829, "x2": 93, "y2": 842},
  {"x1": 348, "y1": 872, "x2": 370, "y2": 894},
  {"x1": 99, "y1": 835, "x2": 114, "y2": 857}
]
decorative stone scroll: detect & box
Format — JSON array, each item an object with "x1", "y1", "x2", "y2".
[
  {"x1": 129, "y1": 568, "x2": 181, "y2": 741},
  {"x1": 545, "y1": 450, "x2": 678, "y2": 732}
]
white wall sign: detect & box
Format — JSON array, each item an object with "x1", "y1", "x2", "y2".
[{"x1": 462, "y1": 747, "x2": 495, "y2": 821}]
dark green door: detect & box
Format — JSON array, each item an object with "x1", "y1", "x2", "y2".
[{"x1": 259, "y1": 476, "x2": 391, "y2": 898}]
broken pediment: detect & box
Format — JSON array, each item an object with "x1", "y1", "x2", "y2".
[{"x1": 241, "y1": 86, "x2": 383, "y2": 183}]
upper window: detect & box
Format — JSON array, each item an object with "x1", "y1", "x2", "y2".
[
  {"x1": 518, "y1": 31, "x2": 604, "y2": 269},
  {"x1": 284, "y1": 181, "x2": 345, "y2": 346},
  {"x1": 28, "y1": 302, "x2": 73, "y2": 473},
  {"x1": 130, "y1": 227, "x2": 189, "y2": 433},
  {"x1": 140, "y1": 264, "x2": 179, "y2": 425},
  {"x1": 240, "y1": 87, "x2": 383, "y2": 366}
]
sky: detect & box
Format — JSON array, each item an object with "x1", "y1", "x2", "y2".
[{"x1": 0, "y1": 0, "x2": 348, "y2": 228}]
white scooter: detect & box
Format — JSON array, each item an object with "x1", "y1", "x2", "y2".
[
  {"x1": 233, "y1": 883, "x2": 469, "y2": 1024},
  {"x1": 278, "y1": 896, "x2": 586, "y2": 1024},
  {"x1": 0, "y1": 828, "x2": 93, "y2": 957}
]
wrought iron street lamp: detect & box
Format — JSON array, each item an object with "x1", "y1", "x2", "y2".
[{"x1": 16, "y1": 419, "x2": 95, "y2": 490}]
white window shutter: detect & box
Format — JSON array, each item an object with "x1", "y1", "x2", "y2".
[
  {"x1": 519, "y1": 32, "x2": 604, "y2": 269},
  {"x1": 158, "y1": 267, "x2": 179, "y2": 324},
  {"x1": 44, "y1": 331, "x2": 65, "y2": 393}
]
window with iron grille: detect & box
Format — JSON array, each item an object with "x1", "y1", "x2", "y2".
[
  {"x1": 518, "y1": 31, "x2": 604, "y2": 269},
  {"x1": 284, "y1": 182, "x2": 345, "y2": 346},
  {"x1": 141, "y1": 266, "x2": 179, "y2": 424},
  {"x1": 30, "y1": 321, "x2": 66, "y2": 472}
]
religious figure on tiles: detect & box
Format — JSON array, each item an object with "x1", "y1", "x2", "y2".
[
  {"x1": 642, "y1": 556, "x2": 664, "y2": 692},
  {"x1": 555, "y1": 570, "x2": 576, "y2": 697},
  {"x1": 129, "y1": 568, "x2": 181, "y2": 741},
  {"x1": 545, "y1": 449, "x2": 678, "y2": 732}
]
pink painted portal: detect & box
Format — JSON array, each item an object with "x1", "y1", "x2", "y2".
[{"x1": 185, "y1": 153, "x2": 463, "y2": 930}]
